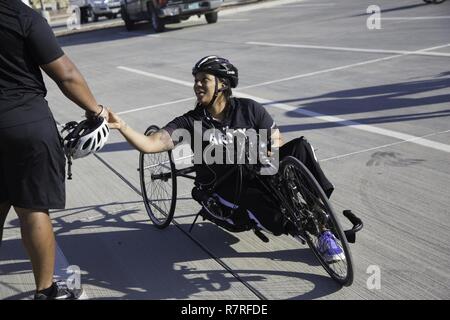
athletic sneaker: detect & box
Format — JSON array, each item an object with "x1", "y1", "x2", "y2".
[
  {"x1": 34, "y1": 280, "x2": 83, "y2": 300},
  {"x1": 318, "y1": 230, "x2": 346, "y2": 263}
]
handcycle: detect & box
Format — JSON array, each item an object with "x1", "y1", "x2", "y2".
[{"x1": 138, "y1": 125, "x2": 363, "y2": 286}]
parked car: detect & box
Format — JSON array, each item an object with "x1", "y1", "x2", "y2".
[
  {"x1": 121, "y1": 0, "x2": 223, "y2": 32},
  {"x1": 70, "y1": 0, "x2": 122, "y2": 23}
]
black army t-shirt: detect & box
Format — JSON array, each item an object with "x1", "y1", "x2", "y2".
[
  {"x1": 163, "y1": 97, "x2": 277, "y2": 185},
  {"x1": 0, "y1": 0, "x2": 64, "y2": 128}
]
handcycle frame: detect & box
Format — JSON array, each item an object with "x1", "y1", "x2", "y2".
[
  {"x1": 139, "y1": 125, "x2": 363, "y2": 285},
  {"x1": 149, "y1": 152, "x2": 362, "y2": 241}
]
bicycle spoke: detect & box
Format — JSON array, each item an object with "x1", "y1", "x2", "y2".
[
  {"x1": 281, "y1": 157, "x2": 352, "y2": 285},
  {"x1": 139, "y1": 130, "x2": 177, "y2": 229}
]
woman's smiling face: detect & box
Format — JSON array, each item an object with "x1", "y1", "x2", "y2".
[{"x1": 193, "y1": 72, "x2": 225, "y2": 106}]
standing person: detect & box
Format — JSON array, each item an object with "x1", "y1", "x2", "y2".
[{"x1": 0, "y1": 0, "x2": 109, "y2": 299}]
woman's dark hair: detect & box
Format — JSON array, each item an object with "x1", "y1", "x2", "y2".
[{"x1": 219, "y1": 78, "x2": 233, "y2": 101}]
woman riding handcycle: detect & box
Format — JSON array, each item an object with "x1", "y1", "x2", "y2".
[{"x1": 108, "y1": 56, "x2": 362, "y2": 286}]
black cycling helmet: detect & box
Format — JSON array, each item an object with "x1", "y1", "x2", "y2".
[{"x1": 192, "y1": 55, "x2": 239, "y2": 88}]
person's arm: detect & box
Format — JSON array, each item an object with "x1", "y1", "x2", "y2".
[
  {"x1": 40, "y1": 55, "x2": 106, "y2": 119},
  {"x1": 108, "y1": 110, "x2": 174, "y2": 153},
  {"x1": 25, "y1": 11, "x2": 106, "y2": 119}
]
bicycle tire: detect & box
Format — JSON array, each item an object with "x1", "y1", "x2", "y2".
[
  {"x1": 280, "y1": 156, "x2": 354, "y2": 286},
  {"x1": 139, "y1": 125, "x2": 177, "y2": 228}
]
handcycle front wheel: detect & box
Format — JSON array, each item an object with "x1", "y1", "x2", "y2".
[
  {"x1": 280, "y1": 156, "x2": 354, "y2": 286},
  {"x1": 139, "y1": 125, "x2": 177, "y2": 228}
]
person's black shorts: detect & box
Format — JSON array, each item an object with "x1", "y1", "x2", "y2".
[{"x1": 0, "y1": 117, "x2": 66, "y2": 209}]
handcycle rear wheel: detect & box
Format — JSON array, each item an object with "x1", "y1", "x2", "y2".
[
  {"x1": 280, "y1": 156, "x2": 354, "y2": 286},
  {"x1": 139, "y1": 125, "x2": 177, "y2": 228}
]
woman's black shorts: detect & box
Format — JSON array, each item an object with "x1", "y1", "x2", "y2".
[{"x1": 0, "y1": 117, "x2": 66, "y2": 209}]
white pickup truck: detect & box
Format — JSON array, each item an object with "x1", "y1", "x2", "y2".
[
  {"x1": 121, "y1": 0, "x2": 223, "y2": 32},
  {"x1": 70, "y1": 0, "x2": 122, "y2": 23}
]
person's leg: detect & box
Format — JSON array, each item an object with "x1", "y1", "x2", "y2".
[
  {"x1": 14, "y1": 207, "x2": 55, "y2": 292},
  {"x1": 1, "y1": 118, "x2": 69, "y2": 297},
  {"x1": 0, "y1": 135, "x2": 10, "y2": 246},
  {"x1": 0, "y1": 202, "x2": 11, "y2": 247},
  {"x1": 245, "y1": 188, "x2": 285, "y2": 236},
  {"x1": 280, "y1": 137, "x2": 334, "y2": 198},
  {"x1": 240, "y1": 185, "x2": 285, "y2": 235},
  {"x1": 211, "y1": 174, "x2": 282, "y2": 234}
]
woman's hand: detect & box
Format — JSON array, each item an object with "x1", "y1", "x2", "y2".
[
  {"x1": 102, "y1": 109, "x2": 174, "y2": 153},
  {"x1": 106, "y1": 108, "x2": 126, "y2": 131}
]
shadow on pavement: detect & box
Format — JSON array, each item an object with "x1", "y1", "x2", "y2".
[
  {"x1": 268, "y1": 75, "x2": 450, "y2": 133},
  {"x1": 350, "y1": 2, "x2": 429, "y2": 17},
  {"x1": 99, "y1": 141, "x2": 134, "y2": 153},
  {"x1": 1, "y1": 202, "x2": 340, "y2": 300}
]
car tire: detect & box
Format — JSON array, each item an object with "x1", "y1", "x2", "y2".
[
  {"x1": 205, "y1": 12, "x2": 218, "y2": 24},
  {"x1": 89, "y1": 7, "x2": 98, "y2": 22},
  {"x1": 121, "y1": 7, "x2": 135, "y2": 31},
  {"x1": 80, "y1": 7, "x2": 89, "y2": 23},
  {"x1": 148, "y1": 3, "x2": 165, "y2": 32}
]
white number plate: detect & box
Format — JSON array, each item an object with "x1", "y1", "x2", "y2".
[{"x1": 188, "y1": 3, "x2": 200, "y2": 10}]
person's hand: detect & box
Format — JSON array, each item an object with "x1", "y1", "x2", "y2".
[
  {"x1": 85, "y1": 105, "x2": 109, "y2": 122},
  {"x1": 99, "y1": 106, "x2": 109, "y2": 122},
  {"x1": 106, "y1": 108, "x2": 126, "y2": 131}
]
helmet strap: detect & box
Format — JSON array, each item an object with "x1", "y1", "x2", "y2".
[
  {"x1": 205, "y1": 76, "x2": 220, "y2": 109},
  {"x1": 67, "y1": 156, "x2": 73, "y2": 180}
]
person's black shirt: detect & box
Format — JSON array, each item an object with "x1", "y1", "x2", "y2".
[
  {"x1": 163, "y1": 97, "x2": 277, "y2": 185},
  {"x1": 0, "y1": 0, "x2": 64, "y2": 128}
]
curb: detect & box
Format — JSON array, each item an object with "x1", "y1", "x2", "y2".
[{"x1": 54, "y1": 0, "x2": 272, "y2": 37}]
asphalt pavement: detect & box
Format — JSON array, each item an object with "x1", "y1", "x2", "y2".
[{"x1": 0, "y1": 0, "x2": 449, "y2": 300}]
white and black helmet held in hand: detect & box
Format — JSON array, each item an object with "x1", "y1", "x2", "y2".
[{"x1": 61, "y1": 117, "x2": 110, "y2": 160}]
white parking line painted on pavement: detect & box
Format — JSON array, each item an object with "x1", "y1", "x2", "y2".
[
  {"x1": 117, "y1": 66, "x2": 192, "y2": 87},
  {"x1": 117, "y1": 97, "x2": 195, "y2": 115},
  {"x1": 273, "y1": 3, "x2": 336, "y2": 8},
  {"x1": 220, "y1": 0, "x2": 306, "y2": 16},
  {"x1": 117, "y1": 42, "x2": 449, "y2": 95},
  {"x1": 240, "y1": 43, "x2": 450, "y2": 90},
  {"x1": 238, "y1": 93, "x2": 450, "y2": 153},
  {"x1": 118, "y1": 32, "x2": 160, "y2": 37},
  {"x1": 246, "y1": 41, "x2": 450, "y2": 58},
  {"x1": 220, "y1": 19, "x2": 251, "y2": 22},
  {"x1": 117, "y1": 67, "x2": 450, "y2": 154},
  {"x1": 382, "y1": 16, "x2": 450, "y2": 20},
  {"x1": 320, "y1": 130, "x2": 450, "y2": 162}
]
